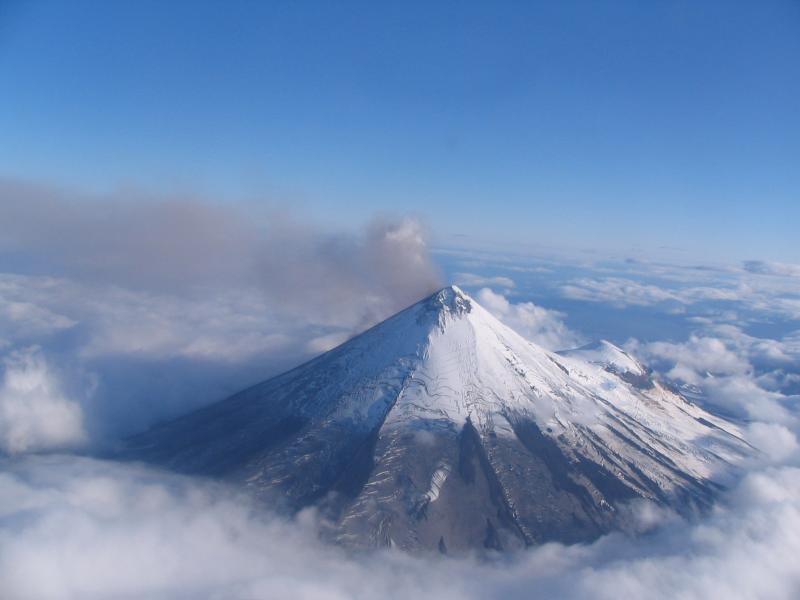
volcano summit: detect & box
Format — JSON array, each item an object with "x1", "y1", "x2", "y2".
[{"x1": 124, "y1": 286, "x2": 752, "y2": 553}]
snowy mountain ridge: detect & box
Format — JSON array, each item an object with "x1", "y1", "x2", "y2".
[
  {"x1": 124, "y1": 285, "x2": 752, "y2": 553},
  {"x1": 560, "y1": 339, "x2": 647, "y2": 377}
]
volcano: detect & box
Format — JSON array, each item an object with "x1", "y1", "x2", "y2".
[{"x1": 124, "y1": 286, "x2": 751, "y2": 553}]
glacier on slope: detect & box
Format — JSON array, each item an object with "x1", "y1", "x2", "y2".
[{"x1": 123, "y1": 286, "x2": 753, "y2": 553}]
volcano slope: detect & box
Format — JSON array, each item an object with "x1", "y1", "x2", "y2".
[{"x1": 123, "y1": 286, "x2": 752, "y2": 553}]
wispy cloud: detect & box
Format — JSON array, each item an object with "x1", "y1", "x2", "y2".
[
  {"x1": 560, "y1": 277, "x2": 742, "y2": 308},
  {"x1": 743, "y1": 260, "x2": 800, "y2": 278},
  {"x1": 454, "y1": 272, "x2": 516, "y2": 289}
]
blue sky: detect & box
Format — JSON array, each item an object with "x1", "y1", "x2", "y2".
[{"x1": 1, "y1": 1, "x2": 799, "y2": 260}]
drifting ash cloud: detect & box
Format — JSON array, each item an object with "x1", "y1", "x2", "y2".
[
  {"x1": 0, "y1": 179, "x2": 442, "y2": 450},
  {"x1": 1, "y1": 455, "x2": 799, "y2": 600},
  {"x1": 0, "y1": 178, "x2": 442, "y2": 324}
]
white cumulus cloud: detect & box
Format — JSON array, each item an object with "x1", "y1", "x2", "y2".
[
  {"x1": 746, "y1": 422, "x2": 798, "y2": 463},
  {"x1": 0, "y1": 349, "x2": 86, "y2": 454},
  {"x1": 476, "y1": 288, "x2": 584, "y2": 351}
]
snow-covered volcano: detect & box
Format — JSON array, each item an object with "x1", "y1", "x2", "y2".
[{"x1": 124, "y1": 286, "x2": 752, "y2": 553}]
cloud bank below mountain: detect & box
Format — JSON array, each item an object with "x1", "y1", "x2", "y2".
[{"x1": 1, "y1": 454, "x2": 798, "y2": 600}]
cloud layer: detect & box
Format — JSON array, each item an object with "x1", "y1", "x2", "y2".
[{"x1": 1, "y1": 455, "x2": 799, "y2": 600}]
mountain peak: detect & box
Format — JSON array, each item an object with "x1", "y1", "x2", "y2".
[
  {"x1": 422, "y1": 285, "x2": 472, "y2": 323},
  {"x1": 124, "y1": 285, "x2": 752, "y2": 554}
]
